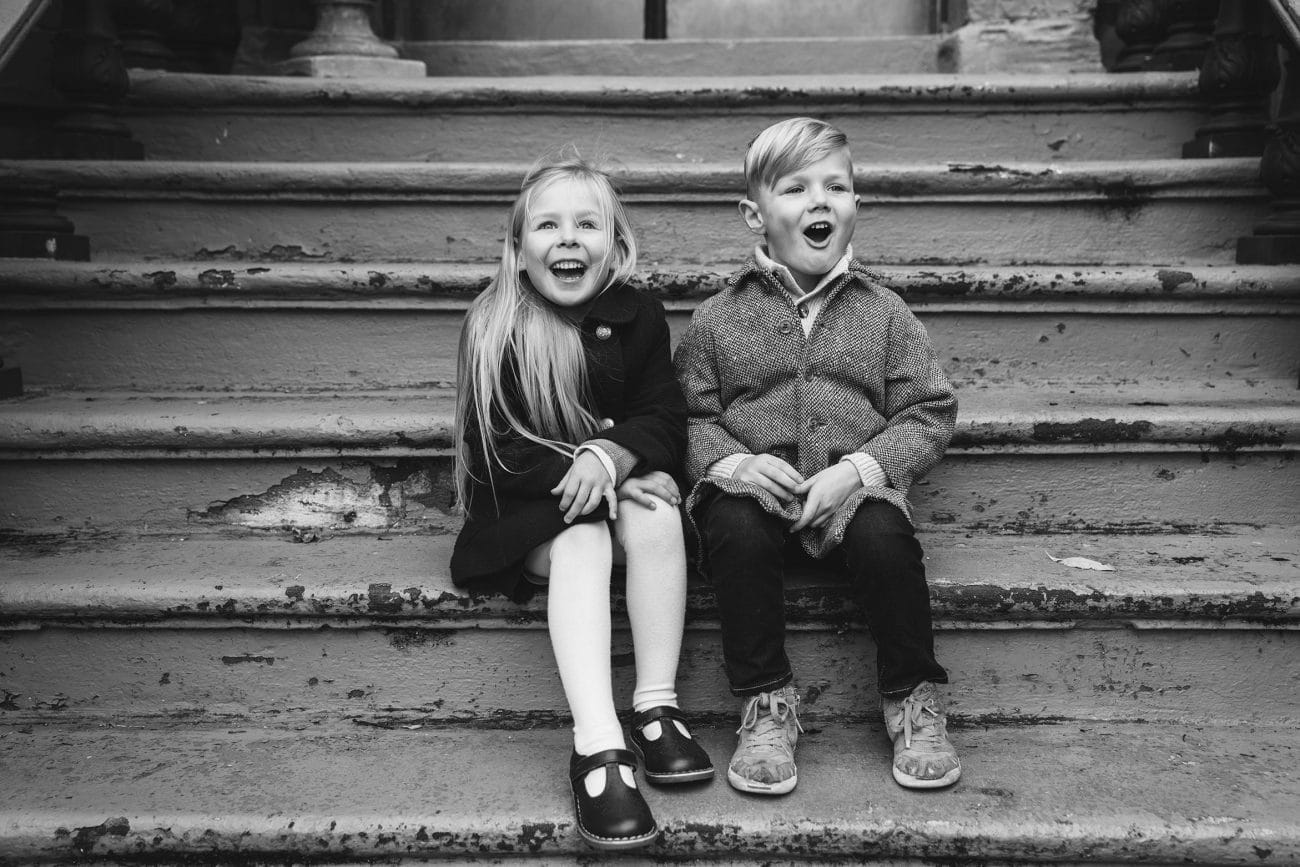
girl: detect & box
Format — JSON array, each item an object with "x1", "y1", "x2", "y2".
[{"x1": 451, "y1": 154, "x2": 713, "y2": 851}]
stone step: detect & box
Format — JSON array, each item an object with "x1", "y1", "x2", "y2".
[
  {"x1": 3, "y1": 262, "x2": 1296, "y2": 391},
  {"x1": 123, "y1": 70, "x2": 1205, "y2": 164},
  {"x1": 1, "y1": 528, "x2": 1297, "y2": 724},
  {"x1": 2, "y1": 719, "x2": 1295, "y2": 864},
  {"x1": 0, "y1": 382, "x2": 1296, "y2": 532},
  {"x1": 0, "y1": 158, "x2": 1264, "y2": 265}
]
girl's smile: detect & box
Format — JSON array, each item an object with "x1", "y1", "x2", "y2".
[{"x1": 521, "y1": 177, "x2": 613, "y2": 307}]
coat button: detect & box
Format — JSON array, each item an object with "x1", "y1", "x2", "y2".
[
  {"x1": 595, "y1": 325, "x2": 612, "y2": 340},
  {"x1": 778, "y1": 323, "x2": 791, "y2": 334}
]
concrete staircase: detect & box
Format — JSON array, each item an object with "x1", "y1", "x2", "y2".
[{"x1": 0, "y1": 66, "x2": 1298, "y2": 864}]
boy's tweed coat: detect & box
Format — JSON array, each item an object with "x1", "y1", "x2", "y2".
[{"x1": 673, "y1": 259, "x2": 956, "y2": 563}]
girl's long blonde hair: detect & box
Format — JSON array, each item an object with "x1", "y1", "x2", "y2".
[{"x1": 454, "y1": 154, "x2": 638, "y2": 511}]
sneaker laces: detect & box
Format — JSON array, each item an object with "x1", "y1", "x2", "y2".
[
  {"x1": 891, "y1": 690, "x2": 944, "y2": 750},
  {"x1": 736, "y1": 689, "x2": 804, "y2": 754}
]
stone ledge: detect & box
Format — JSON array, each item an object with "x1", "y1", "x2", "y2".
[
  {"x1": 1, "y1": 527, "x2": 1295, "y2": 627},
  {"x1": 0, "y1": 720, "x2": 1294, "y2": 863},
  {"x1": 2, "y1": 262, "x2": 1297, "y2": 308},
  {"x1": 0, "y1": 157, "x2": 1262, "y2": 199},
  {"x1": 0, "y1": 382, "x2": 1295, "y2": 459}
]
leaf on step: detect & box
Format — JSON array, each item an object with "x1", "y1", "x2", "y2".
[{"x1": 1046, "y1": 552, "x2": 1116, "y2": 571}]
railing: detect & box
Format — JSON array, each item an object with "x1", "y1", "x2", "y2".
[{"x1": 0, "y1": 0, "x2": 51, "y2": 71}]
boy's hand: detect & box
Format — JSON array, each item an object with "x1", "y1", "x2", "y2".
[
  {"x1": 789, "y1": 462, "x2": 862, "y2": 532},
  {"x1": 617, "y1": 471, "x2": 680, "y2": 510},
  {"x1": 734, "y1": 454, "x2": 804, "y2": 503},
  {"x1": 551, "y1": 450, "x2": 617, "y2": 523}
]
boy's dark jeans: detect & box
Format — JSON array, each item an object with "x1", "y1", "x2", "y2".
[{"x1": 698, "y1": 492, "x2": 948, "y2": 699}]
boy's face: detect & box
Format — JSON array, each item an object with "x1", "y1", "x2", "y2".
[{"x1": 739, "y1": 148, "x2": 859, "y2": 291}]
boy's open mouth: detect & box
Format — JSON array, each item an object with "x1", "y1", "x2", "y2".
[
  {"x1": 549, "y1": 260, "x2": 588, "y2": 282},
  {"x1": 803, "y1": 222, "x2": 833, "y2": 245}
]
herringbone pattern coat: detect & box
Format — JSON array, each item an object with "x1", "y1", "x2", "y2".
[{"x1": 674, "y1": 259, "x2": 957, "y2": 561}]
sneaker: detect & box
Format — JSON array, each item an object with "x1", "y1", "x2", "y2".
[
  {"x1": 881, "y1": 681, "x2": 961, "y2": 789},
  {"x1": 727, "y1": 685, "x2": 803, "y2": 795}
]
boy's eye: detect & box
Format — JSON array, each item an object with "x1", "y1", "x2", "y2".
[
  {"x1": 783, "y1": 185, "x2": 804, "y2": 195},
  {"x1": 829, "y1": 183, "x2": 848, "y2": 192}
]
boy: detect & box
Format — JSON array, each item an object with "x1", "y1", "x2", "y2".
[{"x1": 673, "y1": 117, "x2": 959, "y2": 794}]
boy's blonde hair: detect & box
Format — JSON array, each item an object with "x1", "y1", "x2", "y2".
[
  {"x1": 743, "y1": 117, "x2": 850, "y2": 199},
  {"x1": 454, "y1": 152, "x2": 638, "y2": 512}
]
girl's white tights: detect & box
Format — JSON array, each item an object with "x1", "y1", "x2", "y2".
[{"x1": 527, "y1": 497, "x2": 688, "y2": 796}]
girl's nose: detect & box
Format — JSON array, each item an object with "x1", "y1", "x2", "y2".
[{"x1": 557, "y1": 223, "x2": 579, "y2": 245}]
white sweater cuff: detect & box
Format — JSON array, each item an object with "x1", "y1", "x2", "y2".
[
  {"x1": 841, "y1": 453, "x2": 888, "y2": 488},
  {"x1": 707, "y1": 453, "x2": 750, "y2": 479}
]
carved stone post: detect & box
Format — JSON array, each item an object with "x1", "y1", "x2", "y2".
[
  {"x1": 1114, "y1": 0, "x2": 1170, "y2": 71},
  {"x1": 112, "y1": 0, "x2": 176, "y2": 70},
  {"x1": 1149, "y1": 0, "x2": 1218, "y2": 70},
  {"x1": 1238, "y1": 38, "x2": 1300, "y2": 264},
  {"x1": 0, "y1": 182, "x2": 91, "y2": 261},
  {"x1": 1184, "y1": 0, "x2": 1280, "y2": 158},
  {"x1": 277, "y1": 0, "x2": 425, "y2": 78},
  {"x1": 51, "y1": 0, "x2": 144, "y2": 159}
]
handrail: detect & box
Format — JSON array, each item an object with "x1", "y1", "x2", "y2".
[
  {"x1": 0, "y1": 0, "x2": 51, "y2": 73},
  {"x1": 1270, "y1": 0, "x2": 1300, "y2": 47}
]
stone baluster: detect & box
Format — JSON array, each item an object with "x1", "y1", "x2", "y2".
[
  {"x1": 1114, "y1": 0, "x2": 1171, "y2": 71},
  {"x1": 1237, "y1": 33, "x2": 1300, "y2": 264},
  {"x1": 0, "y1": 357, "x2": 22, "y2": 398},
  {"x1": 112, "y1": 0, "x2": 175, "y2": 70},
  {"x1": 1149, "y1": 0, "x2": 1219, "y2": 70},
  {"x1": 0, "y1": 182, "x2": 90, "y2": 261},
  {"x1": 51, "y1": 0, "x2": 143, "y2": 159},
  {"x1": 278, "y1": 0, "x2": 425, "y2": 78},
  {"x1": 1184, "y1": 0, "x2": 1280, "y2": 158}
]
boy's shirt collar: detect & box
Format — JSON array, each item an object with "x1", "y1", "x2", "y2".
[{"x1": 753, "y1": 244, "x2": 854, "y2": 301}]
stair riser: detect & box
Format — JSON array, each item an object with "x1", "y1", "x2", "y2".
[
  {"x1": 7, "y1": 309, "x2": 1296, "y2": 391},
  {"x1": 1, "y1": 625, "x2": 1293, "y2": 724},
  {"x1": 127, "y1": 107, "x2": 1204, "y2": 164},
  {"x1": 59, "y1": 195, "x2": 1263, "y2": 266},
  {"x1": 2, "y1": 452, "x2": 1295, "y2": 533}
]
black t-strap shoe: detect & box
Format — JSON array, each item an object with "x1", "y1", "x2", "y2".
[
  {"x1": 629, "y1": 705, "x2": 715, "y2": 784},
  {"x1": 568, "y1": 748, "x2": 658, "y2": 850}
]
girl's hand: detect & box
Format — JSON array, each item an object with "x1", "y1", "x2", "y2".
[
  {"x1": 551, "y1": 450, "x2": 617, "y2": 523},
  {"x1": 789, "y1": 462, "x2": 862, "y2": 532},
  {"x1": 617, "y1": 471, "x2": 680, "y2": 510},
  {"x1": 734, "y1": 453, "x2": 804, "y2": 503}
]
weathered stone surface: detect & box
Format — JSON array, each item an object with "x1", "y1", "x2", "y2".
[{"x1": 0, "y1": 721, "x2": 1295, "y2": 863}]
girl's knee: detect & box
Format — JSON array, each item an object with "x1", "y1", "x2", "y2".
[
  {"x1": 615, "y1": 497, "x2": 683, "y2": 546},
  {"x1": 536, "y1": 521, "x2": 611, "y2": 573}
]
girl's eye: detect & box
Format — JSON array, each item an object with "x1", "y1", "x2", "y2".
[
  {"x1": 578, "y1": 220, "x2": 598, "y2": 230},
  {"x1": 535, "y1": 220, "x2": 557, "y2": 230}
]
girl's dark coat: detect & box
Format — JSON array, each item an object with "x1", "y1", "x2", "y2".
[{"x1": 451, "y1": 282, "x2": 686, "y2": 600}]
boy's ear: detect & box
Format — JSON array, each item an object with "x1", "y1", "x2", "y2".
[{"x1": 738, "y1": 199, "x2": 766, "y2": 235}]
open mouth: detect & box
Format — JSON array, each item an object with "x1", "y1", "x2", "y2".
[
  {"x1": 803, "y1": 222, "x2": 833, "y2": 245},
  {"x1": 549, "y1": 260, "x2": 588, "y2": 282}
]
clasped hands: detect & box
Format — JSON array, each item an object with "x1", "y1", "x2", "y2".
[
  {"x1": 551, "y1": 450, "x2": 681, "y2": 524},
  {"x1": 734, "y1": 453, "x2": 862, "y2": 532}
]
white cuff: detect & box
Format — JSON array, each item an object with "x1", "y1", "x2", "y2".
[
  {"x1": 575, "y1": 443, "x2": 618, "y2": 486},
  {"x1": 708, "y1": 453, "x2": 750, "y2": 479},
  {"x1": 841, "y1": 453, "x2": 888, "y2": 488}
]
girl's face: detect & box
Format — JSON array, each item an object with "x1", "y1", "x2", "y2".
[{"x1": 520, "y1": 177, "x2": 614, "y2": 308}]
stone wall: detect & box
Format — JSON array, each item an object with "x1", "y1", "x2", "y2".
[{"x1": 954, "y1": 0, "x2": 1104, "y2": 73}]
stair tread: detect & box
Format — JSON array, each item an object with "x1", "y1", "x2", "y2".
[
  {"x1": 127, "y1": 68, "x2": 1200, "y2": 107},
  {"x1": 3, "y1": 261, "x2": 1297, "y2": 306},
  {"x1": 2, "y1": 526, "x2": 1296, "y2": 624},
  {"x1": 0, "y1": 718, "x2": 1294, "y2": 863},
  {"x1": 0, "y1": 156, "x2": 1261, "y2": 195},
  {"x1": 1, "y1": 382, "x2": 1295, "y2": 456}
]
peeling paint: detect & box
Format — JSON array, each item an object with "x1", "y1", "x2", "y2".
[
  {"x1": 189, "y1": 461, "x2": 451, "y2": 530},
  {"x1": 1032, "y1": 418, "x2": 1155, "y2": 444}
]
